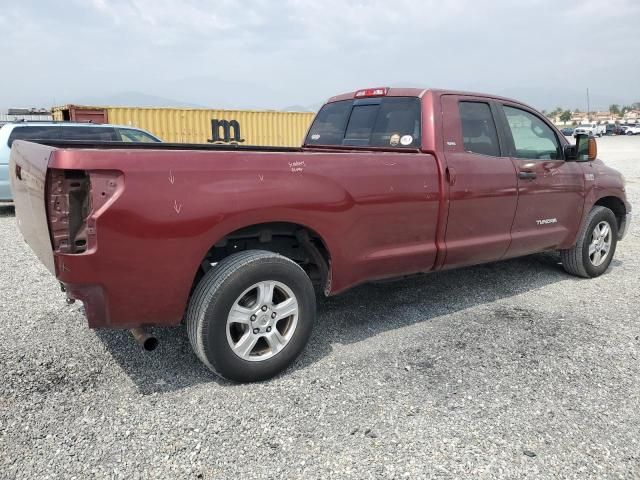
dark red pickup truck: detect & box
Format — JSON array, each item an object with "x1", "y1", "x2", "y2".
[{"x1": 10, "y1": 87, "x2": 632, "y2": 381}]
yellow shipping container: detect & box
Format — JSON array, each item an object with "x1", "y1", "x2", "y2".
[{"x1": 51, "y1": 105, "x2": 316, "y2": 147}]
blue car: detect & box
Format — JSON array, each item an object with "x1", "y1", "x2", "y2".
[
  {"x1": 0, "y1": 122, "x2": 161, "y2": 202},
  {"x1": 560, "y1": 127, "x2": 574, "y2": 136}
]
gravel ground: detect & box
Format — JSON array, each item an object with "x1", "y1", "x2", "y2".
[{"x1": 1, "y1": 136, "x2": 639, "y2": 479}]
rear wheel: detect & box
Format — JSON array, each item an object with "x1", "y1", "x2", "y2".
[
  {"x1": 560, "y1": 206, "x2": 618, "y2": 278},
  {"x1": 186, "y1": 250, "x2": 316, "y2": 382}
]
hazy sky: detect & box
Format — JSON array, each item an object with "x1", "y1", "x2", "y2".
[{"x1": 1, "y1": 0, "x2": 639, "y2": 111}]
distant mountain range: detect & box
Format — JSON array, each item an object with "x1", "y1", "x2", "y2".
[
  {"x1": 67, "y1": 91, "x2": 318, "y2": 112},
  {"x1": 70, "y1": 91, "x2": 206, "y2": 108}
]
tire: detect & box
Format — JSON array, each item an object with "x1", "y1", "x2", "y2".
[
  {"x1": 186, "y1": 250, "x2": 316, "y2": 382},
  {"x1": 560, "y1": 206, "x2": 618, "y2": 278}
]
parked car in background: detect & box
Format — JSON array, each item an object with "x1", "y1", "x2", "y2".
[
  {"x1": 9, "y1": 87, "x2": 632, "y2": 381},
  {"x1": 560, "y1": 127, "x2": 574, "y2": 136},
  {"x1": 0, "y1": 122, "x2": 161, "y2": 202},
  {"x1": 611, "y1": 124, "x2": 626, "y2": 135},
  {"x1": 625, "y1": 125, "x2": 640, "y2": 135},
  {"x1": 574, "y1": 123, "x2": 606, "y2": 137}
]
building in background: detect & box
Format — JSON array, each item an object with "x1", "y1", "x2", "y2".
[
  {"x1": 51, "y1": 105, "x2": 315, "y2": 147},
  {"x1": 0, "y1": 108, "x2": 52, "y2": 126},
  {"x1": 622, "y1": 110, "x2": 640, "y2": 124}
]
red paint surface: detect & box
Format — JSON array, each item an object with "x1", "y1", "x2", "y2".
[{"x1": 10, "y1": 89, "x2": 630, "y2": 329}]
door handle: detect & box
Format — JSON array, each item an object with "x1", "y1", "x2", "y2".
[
  {"x1": 446, "y1": 166, "x2": 457, "y2": 186},
  {"x1": 518, "y1": 171, "x2": 537, "y2": 180}
]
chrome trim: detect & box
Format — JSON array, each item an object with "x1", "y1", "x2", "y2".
[{"x1": 618, "y1": 212, "x2": 632, "y2": 240}]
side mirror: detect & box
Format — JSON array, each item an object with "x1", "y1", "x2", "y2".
[{"x1": 566, "y1": 134, "x2": 597, "y2": 161}]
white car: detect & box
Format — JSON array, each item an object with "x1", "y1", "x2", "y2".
[
  {"x1": 573, "y1": 123, "x2": 606, "y2": 137},
  {"x1": 624, "y1": 125, "x2": 640, "y2": 135},
  {"x1": 0, "y1": 122, "x2": 161, "y2": 202}
]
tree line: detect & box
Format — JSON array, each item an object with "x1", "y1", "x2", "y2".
[{"x1": 541, "y1": 103, "x2": 640, "y2": 123}]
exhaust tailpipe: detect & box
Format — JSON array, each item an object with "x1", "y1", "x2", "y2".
[{"x1": 130, "y1": 328, "x2": 159, "y2": 351}]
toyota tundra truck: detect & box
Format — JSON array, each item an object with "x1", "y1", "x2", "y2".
[{"x1": 9, "y1": 87, "x2": 632, "y2": 382}]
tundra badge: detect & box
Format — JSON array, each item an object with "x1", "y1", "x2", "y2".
[{"x1": 536, "y1": 218, "x2": 558, "y2": 225}]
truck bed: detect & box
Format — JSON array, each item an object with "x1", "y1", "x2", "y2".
[{"x1": 10, "y1": 139, "x2": 442, "y2": 328}]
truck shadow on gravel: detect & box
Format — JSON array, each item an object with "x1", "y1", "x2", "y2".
[
  {"x1": 0, "y1": 205, "x2": 15, "y2": 217},
  {"x1": 95, "y1": 250, "x2": 591, "y2": 394}
]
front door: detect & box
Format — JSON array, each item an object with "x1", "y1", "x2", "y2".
[
  {"x1": 497, "y1": 103, "x2": 585, "y2": 257},
  {"x1": 440, "y1": 95, "x2": 519, "y2": 268}
]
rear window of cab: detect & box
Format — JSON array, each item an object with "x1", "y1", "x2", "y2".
[{"x1": 305, "y1": 97, "x2": 421, "y2": 148}]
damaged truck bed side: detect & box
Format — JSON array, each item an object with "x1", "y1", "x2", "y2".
[{"x1": 10, "y1": 87, "x2": 631, "y2": 381}]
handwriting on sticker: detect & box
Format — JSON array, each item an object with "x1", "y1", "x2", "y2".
[{"x1": 289, "y1": 160, "x2": 305, "y2": 173}]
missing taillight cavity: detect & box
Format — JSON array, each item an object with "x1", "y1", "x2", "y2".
[{"x1": 47, "y1": 169, "x2": 91, "y2": 254}]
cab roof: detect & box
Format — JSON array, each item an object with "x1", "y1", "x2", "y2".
[{"x1": 326, "y1": 87, "x2": 533, "y2": 110}]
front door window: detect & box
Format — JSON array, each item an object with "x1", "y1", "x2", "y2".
[{"x1": 503, "y1": 106, "x2": 561, "y2": 160}]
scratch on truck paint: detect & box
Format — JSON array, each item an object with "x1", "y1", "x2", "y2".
[
  {"x1": 173, "y1": 200, "x2": 182, "y2": 214},
  {"x1": 258, "y1": 174, "x2": 264, "y2": 181},
  {"x1": 168, "y1": 170, "x2": 175, "y2": 184}
]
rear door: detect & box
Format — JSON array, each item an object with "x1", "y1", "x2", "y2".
[
  {"x1": 440, "y1": 95, "x2": 519, "y2": 268},
  {"x1": 304, "y1": 95, "x2": 439, "y2": 279},
  {"x1": 496, "y1": 103, "x2": 584, "y2": 257}
]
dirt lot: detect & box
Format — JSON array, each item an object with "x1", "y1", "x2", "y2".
[{"x1": 1, "y1": 136, "x2": 639, "y2": 479}]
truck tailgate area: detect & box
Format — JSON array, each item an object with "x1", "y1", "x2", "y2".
[{"x1": 9, "y1": 141, "x2": 56, "y2": 274}]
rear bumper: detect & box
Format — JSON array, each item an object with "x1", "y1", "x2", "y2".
[
  {"x1": 55, "y1": 249, "x2": 189, "y2": 329},
  {"x1": 64, "y1": 283, "x2": 110, "y2": 328},
  {"x1": 618, "y1": 212, "x2": 632, "y2": 240}
]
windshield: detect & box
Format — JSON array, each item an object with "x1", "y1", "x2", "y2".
[{"x1": 305, "y1": 97, "x2": 421, "y2": 148}]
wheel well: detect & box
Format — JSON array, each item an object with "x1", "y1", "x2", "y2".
[
  {"x1": 193, "y1": 222, "x2": 331, "y2": 295},
  {"x1": 594, "y1": 196, "x2": 626, "y2": 229}
]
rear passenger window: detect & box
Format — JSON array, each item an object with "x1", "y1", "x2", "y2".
[
  {"x1": 61, "y1": 126, "x2": 119, "y2": 141},
  {"x1": 458, "y1": 102, "x2": 501, "y2": 157}
]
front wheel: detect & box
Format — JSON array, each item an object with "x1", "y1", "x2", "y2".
[
  {"x1": 560, "y1": 206, "x2": 618, "y2": 278},
  {"x1": 186, "y1": 250, "x2": 316, "y2": 382}
]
